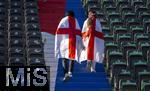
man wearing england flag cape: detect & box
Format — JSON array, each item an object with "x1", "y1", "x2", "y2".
[
  {"x1": 55, "y1": 11, "x2": 84, "y2": 81},
  {"x1": 80, "y1": 10, "x2": 105, "y2": 72}
]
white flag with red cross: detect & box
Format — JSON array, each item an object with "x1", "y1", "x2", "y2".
[
  {"x1": 80, "y1": 18, "x2": 105, "y2": 63},
  {"x1": 55, "y1": 16, "x2": 84, "y2": 61}
]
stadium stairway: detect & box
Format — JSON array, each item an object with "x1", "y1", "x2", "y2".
[
  {"x1": 55, "y1": 0, "x2": 112, "y2": 91},
  {"x1": 38, "y1": 0, "x2": 112, "y2": 91}
]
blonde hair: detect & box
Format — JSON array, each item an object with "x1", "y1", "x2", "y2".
[{"x1": 87, "y1": 18, "x2": 93, "y2": 28}]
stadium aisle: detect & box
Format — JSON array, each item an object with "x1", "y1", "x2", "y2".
[{"x1": 54, "y1": 0, "x2": 112, "y2": 91}]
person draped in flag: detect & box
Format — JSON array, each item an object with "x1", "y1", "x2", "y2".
[
  {"x1": 55, "y1": 11, "x2": 84, "y2": 81},
  {"x1": 81, "y1": 9, "x2": 105, "y2": 72}
]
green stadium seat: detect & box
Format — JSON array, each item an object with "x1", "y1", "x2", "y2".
[
  {"x1": 135, "y1": 6, "x2": 148, "y2": 17},
  {"x1": 117, "y1": 0, "x2": 130, "y2": 10},
  {"x1": 110, "y1": 60, "x2": 127, "y2": 78},
  {"x1": 127, "y1": 50, "x2": 143, "y2": 68},
  {"x1": 138, "y1": 70, "x2": 150, "y2": 90},
  {"x1": 102, "y1": 0, "x2": 115, "y2": 9},
  {"x1": 106, "y1": 50, "x2": 123, "y2": 71},
  {"x1": 121, "y1": 6, "x2": 133, "y2": 17},
  {"x1": 104, "y1": 34, "x2": 115, "y2": 42},
  {"x1": 141, "y1": 80, "x2": 150, "y2": 91},
  {"x1": 102, "y1": 25, "x2": 110, "y2": 34},
  {"x1": 117, "y1": 34, "x2": 132, "y2": 44},
  {"x1": 130, "y1": 25, "x2": 145, "y2": 36},
  {"x1": 126, "y1": 18, "x2": 140, "y2": 27},
  {"x1": 143, "y1": 17, "x2": 150, "y2": 29},
  {"x1": 121, "y1": 42, "x2": 136, "y2": 58},
  {"x1": 114, "y1": 70, "x2": 132, "y2": 90},
  {"x1": 134, "y1": 34, "x2": 149, "y2": 44},
  {"x1": 133, "y1": 60, "x2": 148, "y2": 77},
  {"x1": 138, "y1": 42, "x2": 150, "y2": 59},
  {"x1": 119, "y1": 80, "x2": 137, "y2": 91},
  {"x1": 113, "y1": 25, "x2": 127, "y2": 34}
]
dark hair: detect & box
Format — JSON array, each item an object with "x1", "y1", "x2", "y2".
[{"x1": 65, "y1": 10, "x2": 75, "y2": 17}]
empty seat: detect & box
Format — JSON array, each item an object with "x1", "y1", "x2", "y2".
[
  {"x1": 119, "y1": 80, "x2": 137, "y2": 91},
  {"x1": 114, "y1": 69, "x2": 132, "y2": 90},
  {"x1": 25, "y1": 23, "x2": 40, "y2": 31},
  {"x1": 104, "y1": 34, "x2": 115, "y2": 42},
  {"x1": 10, "y1": 1, "x2": 22, "y2": 9},
  {"x1": 26, "y1": 31, "x2": 42, "y2": 40},
  {"x1": 127, "y1": 50, "x2": 143, "y2": 68},
  {"x1": 117, "y1": 34, "x2": 132, "y2": 44},
  {"x1": 9, "y1": 8, "x2": 23, "y2": 16},
  {"x1": 141, "y1": 80, "x2": 150, "y2": 91},
  {"x1": 28, "y1": 57, "x2": 45, "y2": 66},
  {"x1": 8, "y1": 47, "x2": 25, "y2": 58},
  {"x1": 9, "y1": 15, "x2": 23, "y2": 23},
  {"x1": 8, "y1": 31, "x2": 24, "y2": 39},
  {"x1": 26, "y1": 39, "x2": 43, "y2": 48},
  {"x1": 25, "y1": 8, "x2": 38, "y2": 16},
  {"x1": 134, "y1": 34, "x2": 149, "y2": 43},
  {"x1": 24, "y1": 2, "x2": 38, "y2": 9},
  {"x1": 8, "y1": 38, "x2": 25, "y2": 48},
  {"x1": 121, "y1": 42, "x2": 136, "y2": 57},
  {"x1": 130, "y1": 25, "x2": 145, "y2": 35},
  {"x1": 8, "y1": 23, "x2": 24, "y2": 31},
  {"x1": 138, "y1": 42, "x2": 150, "y2": 59},
  {"x1": 27, "y1": 48, "x2": 44, "y2": 59},
  {"x1": 25, "y1": 15, "x2": 39, "y2": 24},
  {"x1": 113, "y1": 25, "x2": 127, "y2": 34},
  {"x1": 9, "y1": 57, "x2": 26, "y2": 66}
]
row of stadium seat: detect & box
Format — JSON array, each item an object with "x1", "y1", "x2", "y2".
[
  {"x1": 0, "y1": 0, "x2": 45, "y2": 66},
  {"x1": 82, "y1": 0, "x2": 150, "y2": 91}
]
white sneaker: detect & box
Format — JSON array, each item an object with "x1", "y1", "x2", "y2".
[
  {"x1": 68, "y1": 72, "x2": 72, "y2": 77},
  {"x1": 63, "y1": 73, "x2": 70, "y2": 82},
  {"x1": 90, "y1": 67, "x2": 96, "y2": 72}
]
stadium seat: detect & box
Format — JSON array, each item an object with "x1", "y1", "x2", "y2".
[
  {"x1": 104, "y1": 34, "x2": 115, "y2": 42},
  {"x1": 113, "y1": 25, "x2": 127, "y2": 34},
  {"x1": 138, "y1": 42, "x2": 150, "y2": 59},
  {"x1": 8, "y1": 47, "x2": 25, "y2": 58},
  {"x1": 9, "y1": 15, "x2": 23, "y2": 23},
  {"x1": 27, "y1": 48, "x2": 44, "y2": 59},
  {"x1": 8, "y1": 38, "x2": 25, "y2": 48},
  {"x1": 24, "y1": 2, "x2": 38, "y2": 9},
  {"x1": 8, "y1": 23, "x2": 24, "y2": 31},
  {"x1": 134, "y1": 34, "x2": 149, "y2": 44},
  {"x1": 130, "y1": 25, "x2": 145, "y2": 36},
  {"x1": 9, "y1": 57, "x2": 26, "y2": 66},
  {"x1": 119, "y1": 80, "x2": 137, "y2": 91},
  {"x1": 114, "y1": 69, "x2": 132, "y2": 90},
  {"x1": 25, "y1": 8, "x2": 38, "y2": 16},
  {"x1": 121, "y1": 42, "x2": 136, "y2": 58},
  {"x1": 10, "y1": 1, "x2": 22, "y2": 9},
  {"x1": 25, "y1": 23, "x2": 40, "y2": 31},
  {"x1": 9, "y1": 8, "x2": 23, "y2": 16},
  {"x1": 25, "y1": 15, "x2": 39, "y2": 24},
  {"x1": 133, "y1": 60, "x2": 148, "y2": 79},
  {"x1": 138, "y1": 70, "x2": 150, "y2": 90},
  {"x1": 141, "y1": 80, "x2": 150, "y2": 91},
  {"x1": 117, "y1": 33, "x2": 132, "y2": 44},
  {"x1": 28, "y1": 57, "x2": 45, "y2": 66},
  {"x1": 127, "y1": 50, "x2": 143, "y2": 68},
  {"x1": 26, "y1": 39, "x2": 43, "y2": 48}
]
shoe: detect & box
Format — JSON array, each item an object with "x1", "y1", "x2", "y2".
[
  {"x1": 90, "y1": 67, "x2": 96, "y2": 72},
  {"x1": 68, "y1": 72, "x2": 72, "y2": 77},
  {"x1": 63, "y1": 73, "x2": 70, "y2": 82}
]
